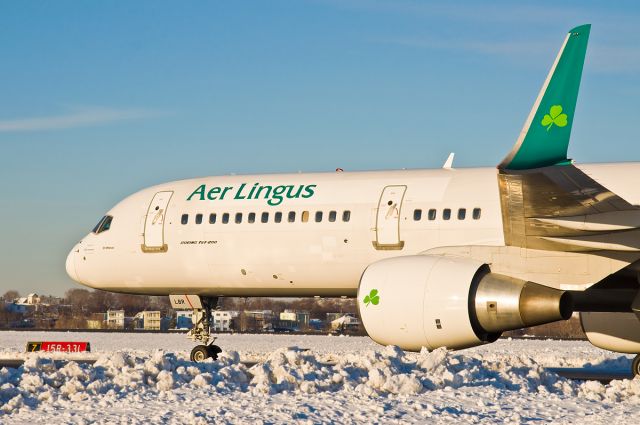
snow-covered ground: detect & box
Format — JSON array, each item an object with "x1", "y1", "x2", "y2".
[{"x1": 1, "y1": 331, "x2": 639, "y2": 424}]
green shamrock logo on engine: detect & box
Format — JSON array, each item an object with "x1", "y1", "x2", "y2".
[
  {"x1": 541, "y1": 105, "x2": 568, "y2": 131},
  {"x1": 363, "y1": 289, "x2": 380, "y2": 307}
]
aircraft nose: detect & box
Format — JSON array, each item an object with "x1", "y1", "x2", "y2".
[{"x1": 66, "y1": 245, "x2": 80, "y2": 283}]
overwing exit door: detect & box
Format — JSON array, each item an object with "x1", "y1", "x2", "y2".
[
  {"x1": 373, "y1": 185, "x2": 406, "y2": 250},
  {"x1": 142, "y1": 191, "x2": 173, "y2": 253}
]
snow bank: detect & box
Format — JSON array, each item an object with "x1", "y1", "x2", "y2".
[{"x1": 2, "y1": 344, "x2": 637, "y2": 418}]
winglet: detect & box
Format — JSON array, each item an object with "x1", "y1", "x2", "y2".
[
  {"x1": 499, "y1": 24, "x2": 591, "y2": 170},
  {"x1": 442, "y1": 152, "x2": 455, "y2": 169}
]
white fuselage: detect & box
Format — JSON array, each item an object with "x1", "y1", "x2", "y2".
[{"x1": 65, "y1": 163, "x2": 640, "y2": 297}]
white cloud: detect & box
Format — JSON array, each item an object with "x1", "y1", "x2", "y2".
[{"x1": 0, "y1": 106, "x2": 163, "y2": 132}]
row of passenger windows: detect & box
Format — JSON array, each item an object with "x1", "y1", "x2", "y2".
[
  {"x1": 413, "y1": 208, "x2": 481, "y2": 221},
  {"x1": 181, "y1": 210, "x2": 351, "y2": 225}
]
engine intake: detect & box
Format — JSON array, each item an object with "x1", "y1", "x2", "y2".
[{"x1": 358, "y1": 255, "x2": 572, "y2": 351}]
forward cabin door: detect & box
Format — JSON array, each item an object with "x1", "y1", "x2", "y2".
[
  {"x1": 142, "y1": 191, "x2": 173, "y2": 253},
  {"x1": 373, "y1": 185, "x2": 406, "y2": 250}
]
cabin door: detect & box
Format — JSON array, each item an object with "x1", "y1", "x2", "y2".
[
  {"x1": 142, "y1": 191, "x2": 173, "y2": 253},
  {"x1": 374, "y1": 185, "x2": 406, "y2": 250}
]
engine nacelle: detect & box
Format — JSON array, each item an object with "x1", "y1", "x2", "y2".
[
  {"x1": 358, "y1": 255, "x2": 572, "y2": 351},
  {"x1": 580, "y1": 312, "x2": 640, "y2": 353}
]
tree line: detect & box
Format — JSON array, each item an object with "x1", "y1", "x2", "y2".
[{"x1": 1, "y1": 289, "x2": 584, "y2": 338}]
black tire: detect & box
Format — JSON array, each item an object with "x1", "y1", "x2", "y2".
[
  {"x1": 632, "y1": 355, "x2": 640, "y2": 377},
  {"x1": 207, "y1": 345, "x2": 222, "y2": 360},
  {"x1": 190, "y1": 345, "x2": 210, "y2": 362}
]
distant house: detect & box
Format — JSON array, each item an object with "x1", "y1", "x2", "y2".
[
  {"x1": 176, "y1": 310, "x2": 193, "y2": 329},
  {"x1": 242, "y1": 310, "x2": 274, "y2": 331},
  {"x1": 326, "y1": 312, "x2": 344, "y2": 323},
  {"x1": 330, "y1": 314, "x2": 360, "y2": 333},
  {"x1": 87, "y1": 313, "x2": 106, "y2": 329},
  {"x1": 15, "y1": 293, "x2": 41, "y2": 306},
  {"x1": 3, "y1": 301, "x2": 28, "y2": 314},
  {"x1": 134, "y1": 311, "x2": 162, "y2": 330},
  {"x1": 213, "y1": 310, "x2": 234, "y2": 331},
  {"x1": 309, "y1": 318, "x2": 324, "y2": 331},
  {"x1": 275, "y1": 310, "x2": 311, "y2": 331},
  {"x1": 106, "y1": 310, "x2": 125, "y2": 329}
]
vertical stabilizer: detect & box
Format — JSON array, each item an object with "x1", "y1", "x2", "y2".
[{"x1": 499, "y1": 24, "x2": 590, "y2": 170}]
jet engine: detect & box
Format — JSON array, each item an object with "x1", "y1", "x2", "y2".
[{"x1": 357, "y1": 255, "x2": 573, "y2": 351}]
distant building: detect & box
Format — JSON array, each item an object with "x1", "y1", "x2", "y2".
[
  {"x1": 87, "y1": 313, "x2": 106, "y2": 329},
  {"x1": 213, "y1": 311, "x2": 233, "y2": 331},
  {"x1": 106, "y1": 310, "x2": 125, "y2": 329},
  {"x1": 276, "y1": 310, "x2": 310, "y2": 331},
  {"x1": 295, "y1": 311, "x2": 310, "y2": 328},
  {"x1": 309, "y1": 318, "x2": 324, "y2": 331},
  {"x1": 330, "y1": 314, "x2": 360, "y2": 333},
  {"x1": 176, "y1": 310, "x2": 193, "y2": 329},
  {"x1": 135, "y1": 311, "x2": 162, "y2": 330},
  {"x1": 326, "y1": 312, "x2": 344, "y2": 323},
  {"x1": 242, "y1": 310, "x2": 274, "y2": 331},
  {"x1": 279, "y1": 311, "x2": 295, "y2": 322},
  {"x1": 15, "y1": 293, "x2": 41, "y2": 306},
  {"x1": 3, "y1": 301, "x2": 28, "y2": 314}
]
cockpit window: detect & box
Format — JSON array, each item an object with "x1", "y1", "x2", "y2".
[
  {"x1": 93, "y1": 215, "x2": 113, "y2": 234},
  {"x1": 92, "y1": 217, "x2": 105, "y2": 233}
]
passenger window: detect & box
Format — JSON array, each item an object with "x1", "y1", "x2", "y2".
[
  {"x1": 428, "y1": 209, "x2": 436, "y2": 220},
  {"x1": 235, "y1": 213, "x2": 242, "y2": 224},
  {"x1": 222, "y1": 213, "x2": 229, "y2": 224},
  {"x1": 248, "y1": 212, "x2": 256, "y2": 223},
  {"x1": 181, "y1": 214, "x2": 189, "y2": 225},
  {"x1": 302, "y1": 211, "x2": 309, "y2": 223},
  {"x1": 443, "y1": 209, "x2": 451, "y2": 220},
  {"x1": 275, "y1": 212, "x2": 282, "y2": 223},
  {"x1": 413, "y1": 209, "x2": 422, "y2": 221},
  {"x1": 329, "y1": 211, "x2": 337, "y2": 222},
  {"x1": 288, "y1": 211, "x2": 296, "y2": 223},
  {"x1": 458, "y1": 208, "x2": 466, "y2": 220},
  {"x1": 315, "y1": 211, "x2": 323, "y2": 222},
  {"x1": 195, "y1": 214, "x2": 203, "y2": 224},
  {"x1": 343, "y1": 211, "x2": 351, "y2": 222},
  {"x1": 209, "y1": 213, "x2": 217, "y2": 224},
  {"x1": 261, "y1": 212, "x2": 269, "y2": 223},
  {"x1": 473, "y1": 208, "x2": 482, "y2": 220}
]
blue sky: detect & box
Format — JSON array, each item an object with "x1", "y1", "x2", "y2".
[{"x1": 1, "y1": 1, "x2": 640, "y2": 296}]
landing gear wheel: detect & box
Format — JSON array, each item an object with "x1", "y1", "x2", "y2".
[
  {"x1": 190, "y1": 344, "x2": 223, "y2": 362},
  {"x1": 190, "y1": 345, "x2": 211, "y2": 362},
  {"x1": 632, "y1": 354, "x2": 640, "y2": 377},
  {"x1": 208, "y1": 345, "x2": 222, "y2": 359}
]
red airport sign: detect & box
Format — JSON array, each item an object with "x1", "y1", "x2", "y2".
[{"x1": 26, "y1": 341, "x2": 91, "y2": 353}]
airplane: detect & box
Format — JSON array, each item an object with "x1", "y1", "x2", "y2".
[{"x1": 66, "y1": 24, "x2": 640, "y2": 374}]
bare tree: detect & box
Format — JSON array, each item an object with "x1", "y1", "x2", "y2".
[
  {"x1": 65, "y1": 289, "x2": 92, "y2": 313},
  {"x1": 2, "y1": 290, "x2": 19, "y2": 302}
]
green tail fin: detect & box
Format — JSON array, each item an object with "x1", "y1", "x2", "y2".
[{"x1": 499, "y1": 24, "x2": 591, "y2": 170}]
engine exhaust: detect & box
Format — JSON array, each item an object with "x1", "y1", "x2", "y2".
[{"x1": 472, "y1": 272, "x2": 573, "y2": 334}]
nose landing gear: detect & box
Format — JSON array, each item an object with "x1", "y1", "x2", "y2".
[
  {"x1": 190, "y1": 343, "x2": 223, "y2": 362},
  {"x1": 170, "y1": 295, "x2": 222, "y2": 362}
]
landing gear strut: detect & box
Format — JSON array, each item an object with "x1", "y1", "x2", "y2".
[{"x1": 185, "y1": 296, "x2": 222, "y2": 362}]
